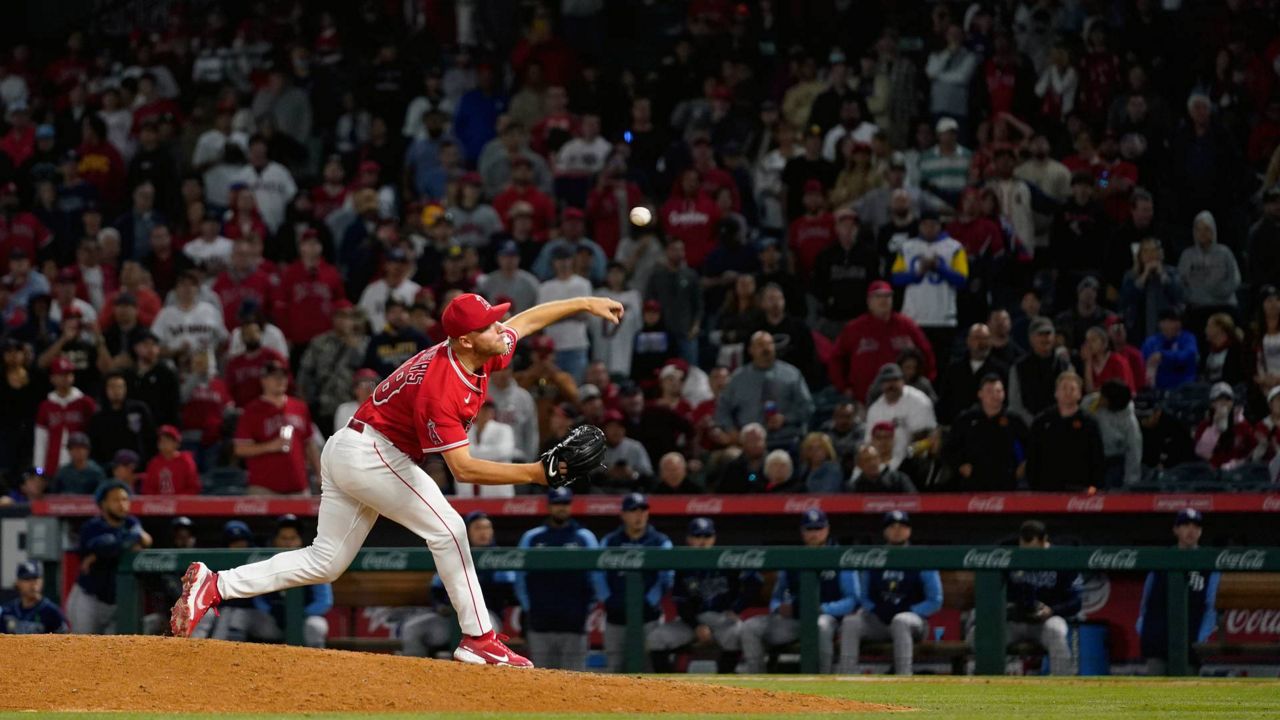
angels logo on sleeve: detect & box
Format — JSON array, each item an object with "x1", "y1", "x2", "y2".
[{"x1": 427, "y1": 418, "x2": 443, "y2": 446}]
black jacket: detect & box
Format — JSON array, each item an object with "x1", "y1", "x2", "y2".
[
  {"x1": 812, "y1": 234, "x2": 880, "y2": 322},
  {"x1": 1026, "y1": 408, "x2": 1106, "y2": 491},
  {"x1": 87, "y1": 399, "x2": 156, "y2": 465},
  {"x1": 946, "y1": 406, "x2": 1028, "y2": 491},
  {"x1": 936, "y1": 355, "x2": 1009, "y2": 424}
]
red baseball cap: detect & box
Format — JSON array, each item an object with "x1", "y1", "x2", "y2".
[
  {"x1": 562, "y1": 206, "x2": 585, "y2": 221},
  {"x1": 157, "y1": 424, "x2": 181, "y2": 441},
  {"x1": 804, "y1": 179, "x2": 824, "y2": 194},
  {"x1": 871, "y1": 420, "x2": 896, "y2": 435},
  {"x1": 353, "y1": 368, "x2": 380, "y2": 383},
  {"x1": 50, "y1": 356, "x2": 76, "y2": 375},
  {"x1": 358, "y1": 160, "x2": 381, "y2": 175},
  {"x1": 867, "y1": 280, "x2": 893, "y2": 297},
  {"x1": 441, "y1": 293, "x2": 510, "y2": 338}
]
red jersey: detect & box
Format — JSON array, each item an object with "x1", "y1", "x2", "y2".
[
  {"x1": 531, "y1": 112, "x2": 581, "y2": 156},
  {"x1": 34, "y1": 389, "x2": 98, "y2": 474},
  {"x1": 0, "y1": 212, "x2": 52, "y2": 275},
  {"x1": 226, "y1": 347, "x2": 292, "y2": 408},
  {"x1": 76, "y1": 140, "x2": 126, "y2": 210},
  {"x1": 697, "y1": 166, "x2": 741, "y2": 210},
  {"x1": 660, "y1": 193, "x2": 720, "y2": 270},
  {"x1": 1090, "y1": 352, "x2": 1136, "y2": 393},
  {"x1": 234, "y1": 395, "x2": 314, "y2": 493},
  {"x1": 585, "y1": 181, "x2": 645, "y2": 257},
  {"x1": 353, "y1": 325, "x2": 520, "y2": 461},
  {"x1": 181, "y1": 376, "x2": 233, "y2": 443},
  {"x1": 788, "y1": 212, "x2": 836, "y2": 278},
  {"x1": 275, "y1": 260, "x2": 345, "y2": 344},
  {"x1": 310, "y1": 185, "x2": 349, "y2": 222},
  {"x1": 142, "y1": 452, "x2": 201, "y2": 495},
  {"x1": 492, "y1": 186, "x2": 556, "y2": 240},
  {"x1": 212, "y1": 268, "x2": 277, "y2": 331},
  {"x1": 828, "y1": 312, "x2": 936, "y2": 402}
]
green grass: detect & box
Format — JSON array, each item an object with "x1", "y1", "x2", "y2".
[{"x1": 5, "y1": 676, "x2": 1279, "y2": 719}]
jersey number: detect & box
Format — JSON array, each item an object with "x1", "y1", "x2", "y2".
[{"x1": 372, "y1": 347, "x2": 437, "y2": 405}]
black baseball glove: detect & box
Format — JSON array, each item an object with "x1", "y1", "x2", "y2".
[{"x1": 540, "y1": 424, "x2": 607, "y2": 489}]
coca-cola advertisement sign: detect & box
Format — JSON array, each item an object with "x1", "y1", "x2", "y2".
[
  {"x1": 685, "y1": 498, "x2": 724, "y2": 514},
  {"x1": 1224, "y1": 609, "x2": 1280, "y2": 639},
  {"x1": 1066, "y1": 496, "x2": 1106, "y2": 512},
  {"x1": 966, "y1": 497, "x2": 1005, "y2": 512}
]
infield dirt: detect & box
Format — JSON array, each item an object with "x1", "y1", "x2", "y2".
[{"x1": 0, "y1": 635, "x2": 896, "y2": 714}]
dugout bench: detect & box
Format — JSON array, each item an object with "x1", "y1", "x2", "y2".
[{"x1": 117, "y1": 546, "x2": 1280, "y2": 675}]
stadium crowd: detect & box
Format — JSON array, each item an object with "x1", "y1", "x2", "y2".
[{"x1": 4, "y1": 0, "x2": 1280, "y2": 504}]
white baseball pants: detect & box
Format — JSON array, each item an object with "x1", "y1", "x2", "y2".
[{"x1": 216, "y1": 425, "x2": 493, "y2": 636}]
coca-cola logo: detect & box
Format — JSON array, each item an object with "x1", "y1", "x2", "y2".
[
  {"x1": 359, "y1": 551, "x2": 410, "y2": 570},
  {"x1": 500, "y1": 499, "x2": 541, "y2": 515},
  {"x1": 864, "y1": 497, "x2": 919, "y2": 513},
  {"x1": 1066, "y1": 496, "x2": 1105, "y2": 512},
  {"x1": 1215, "y1": 549, "x2": 1267, "y2": 571},
  {"x1": 476, "y1": 550, "x2": 527, "y2": 570},
  {"x1": 967, "y1": 497, "x2": 1006, "y2": 512},
  {"x1": 1262, "y1": 496, "x2": 1280, "y2": 512},
  {"x1": 132, "y1": 552, "x2": 180, "y2": 573},
  {"x1": 716, "y1": 549, "x2": 766, "y2": 569},
  {"x1": 596, "y1": 549, "x2": 646, "y2": 570},
  {"x1": 1153, "y1": 496, "x2": 1213, "y2": 512},
  {"x1": 839, "y1": 548, "x2": 890, "y2": 568},
  {"x1": 232, "y1": 499, "x2": 269, "y2": 515},
  {"x1": 963, "y1": 548, "x2": 1013, "y2": 569},
  {"x1": 1225, "y1": 609, "x2": 1280, "y2": 636},
  {"x1": 782, "y1": 498, "x2": 821, "y2": 513},
  {"x1": 1087, "y1": 548, "x2": 1138, "y2": 570},
  {"x1": 685, "y1": 498, "x2": 724, "y2": 514}
]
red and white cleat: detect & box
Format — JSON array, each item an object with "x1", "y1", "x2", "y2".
[
  {"x1": 170, "y1": 561, "x2": 221, "y2": 638},
  {"x1": 453, "y1": 631, "x2": 534, "y2": 668}
]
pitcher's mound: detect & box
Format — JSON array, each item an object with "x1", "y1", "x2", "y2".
[{"x1": 0, "y1": 635, "x2": 895, "y2": 714}]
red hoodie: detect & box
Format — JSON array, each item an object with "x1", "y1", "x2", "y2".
[
  {"x1": 828, "y1": 312, "x2": 936, "y2": 402},
  {"x1": 276, "y1": 259, "x2": 345, "y2": 344},
  {"x1": 660, "y1": 191, "x2": 720, "y2": 269}
]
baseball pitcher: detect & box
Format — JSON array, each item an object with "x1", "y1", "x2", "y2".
[{"x1": 172, "y1": 294, "x2": 618, "y2": 667}]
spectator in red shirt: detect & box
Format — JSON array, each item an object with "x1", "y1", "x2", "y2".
[
  {"x1": 101, "y1": 261, "x2": 162, "y2": 329},
  {"x1": 660, "y1": 168, "x2": 720, "y2": 270},
  {"x1": 233, "y1": 360, "x2": 318, "y2": 496},
  {"x1": 1082, "y1": 325, "x2": 1136, "y2": 394},
  {"x1": 180, "y1": 351, "x2": 232, "y2": 471},
  {"x1": 142, "y1": 425, "x2": 200, "y2": 495},
  {"x1": 585, "y1": 159, "x2": 645, "y2": 257},
  {"x1": 1105, "y1": 316, "x2": 1146, "y2": 390},
  {"x1": 225, "y1": 313, "x2": 291, "y2": 408},
  {"x1": 222, "y1": 184, "x2": 270, "y2": 242},
  {"x1": 310, "y1": 155, "x2": 349, "y2": 222},
  {"x1": 33, "y1": 356, "x2": 98, "y2": 475},
  {"x1": 0, "y1": 182, "x2": 52, "y2": 274},
  {"x1": 1193, "y1": 383, "x2": 1256, "y2": 470},
  {"x1": 690, "y1": 134, "x2": 740, "y2": 211},
  {"x1": 0, "y1": 101, "x2": 35, "y2": 169},
  {"x1": 276, "y1": 228, "x2": 345, "y2": 347},
  {"x1": 530, "y1": 85, "x2": 579, "y2": 157},
  {"x1": 212, "y1": 239, "x2": 276, "y2": 332},
  {"x1": 787, "y1": 179, "x2": 836, "y2": 277},
  {"x1": 1077, "y1": 24, "x2": 1122, "y2": 124},
  {"x1": 75, "y1": 115, "x2": 126, "y2": 214},
  {"x1": 492, "y1": 156, "x2": 556, "y2": 240},
  {"x1": 829, "y1": 281, "x2": 936, "y2": 403}
]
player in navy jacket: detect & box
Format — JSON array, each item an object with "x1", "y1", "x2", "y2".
[
  {"x1": 741, "y1": 509, "x2": 859, "y2": 674},
  {"x1": 66, "y1": 481, "x2": 152, "y2": 634},
  {"x1": 1002, "y1": 520, "x2": 1083, "y2": 675},
  {"x1": 0, "y1": 561, "x2": 68, "y2": 634},
  {"x1": 1136, "y1": 509, "x2": 1220, "y2": 675},
  {"x1": 515, "y1": 487, "x2": 600, "y2": 670},
  {"x1": 598, "y1": 492, "x2": 673, "y2": 672},
  {"x1": 403, "y1": 511, "x2": 515, "y2": 657},
  {"x1": 647, "y1": 517, "x2": 761, "y2": 673},
  {"x1": 254, "y1": 515, "x2": 334, "y2": 648},
  {"x1": 839, "y1": 512, "x2": 943, "y2": 675}
]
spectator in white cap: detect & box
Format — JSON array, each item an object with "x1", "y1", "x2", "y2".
[{"x1": 1193, "y1": 382, "x2": 1255, "y2": 469}]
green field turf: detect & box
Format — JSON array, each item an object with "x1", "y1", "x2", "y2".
[{"x1": 5, "y1": 675, "x2": 1278, "y2": 720}]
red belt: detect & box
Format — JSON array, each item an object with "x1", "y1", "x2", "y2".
[{"x1": 347, "y1": 418, "x2": 367, "y2": 434}]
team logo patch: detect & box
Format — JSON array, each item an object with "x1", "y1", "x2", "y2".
[{"x1": 427, "y1": 419, "x2": 442, "y2": 446}]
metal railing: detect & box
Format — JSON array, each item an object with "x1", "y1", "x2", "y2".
[{"x1": 117, "y1": 545, "x2": 1280, "y2": 675}]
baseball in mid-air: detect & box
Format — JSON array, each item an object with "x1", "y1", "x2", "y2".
[{"x1": 629, "y1": 206, "x2": 652, "y2": 226}]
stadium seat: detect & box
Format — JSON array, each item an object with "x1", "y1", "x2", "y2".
[
  {"x1": 1158, "y1": 462, "x2": 1220, "y2": 491},
  {"x1": 201, "y1": 468, "x2": 248, "y2": 495}
]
